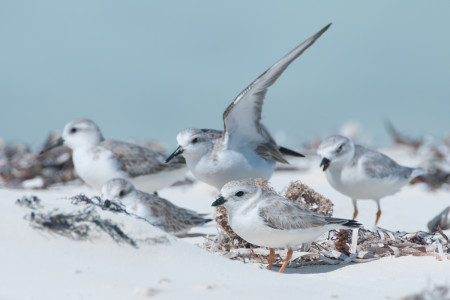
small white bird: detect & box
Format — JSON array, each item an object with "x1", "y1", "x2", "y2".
[
  {"x1": 212, "y1": 180, "x2": 360, "y2": 273},
  {"x1": 40, "y1": 119, "x2": 187, "y2": 193},
  {"x1": 317, "y1": 135, "x2": 427, "y2": 225},
  {"x1": 166, "y1": 24, "x2": 333, "y2": 190},
  {"x1": 101, "y1": 178, "x2": 211, "y2": 235}
]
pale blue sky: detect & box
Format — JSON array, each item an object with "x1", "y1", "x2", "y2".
[{"x1": 1, "y1": 1, "x2": 449, "y2": 149}]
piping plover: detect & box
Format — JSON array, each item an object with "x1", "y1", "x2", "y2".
[
  {"x1": 166, "y1": 24, "x2": 332, "y2": 190},
  {"x1": 212, "y1": 180, "x2": 360, "y2": 273},
  {"x1": 40, "y1": 119, "x2": 187, "y2": 192},
  {"x1": 317, "y1": 135, "x2": 427, "y2": 225},
  {"x1": 102, "y1": 178, "x2": 211, "y2": 235}
]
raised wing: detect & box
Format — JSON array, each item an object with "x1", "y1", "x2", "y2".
[
  {"x1": 102, "y1": 140, "x2": 186, "y2": 177},
  {"x1": 223, "y1": 23, "x2": 331, "y2": 161}
]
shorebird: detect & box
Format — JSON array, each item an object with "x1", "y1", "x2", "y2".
[
  {"x1": 317, "y1": 135, "x2": 427, "y2": 225},
  {"x1": 102, "y1": 178, "x2": 211, "y2": 235},
  {"x1": 166, "y1": 24, "x2": 332, "y2": 190},
  {"x1": 212, "y1": 180, "x2": 360, "y2": 273},
  {"x1": 40, "y1": 119, "x2": 187, "y2": 192}
]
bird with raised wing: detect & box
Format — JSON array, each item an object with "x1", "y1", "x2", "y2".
[{"x1": 166, "y1": 24, "x2": 332, "y2": 190}]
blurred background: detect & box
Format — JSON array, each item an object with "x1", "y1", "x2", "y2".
[{"x1": 1, "y1": 0, "x2": 449, "y2": 149}]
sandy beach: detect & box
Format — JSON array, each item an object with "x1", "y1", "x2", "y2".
[{"x1": 1, "y1": 147, "x2": 449, "y2": 300}]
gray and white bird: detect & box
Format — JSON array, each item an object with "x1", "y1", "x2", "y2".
[
  {"x1": 102, "y1": 178, "x2": 211, "y2": 235},
  {"x1": 166, "y1": 24, "x2": 333, "y2": 190},
  {"x1": 212, "y1": 180, "x2": 360, "y2": 273},
  {"x1": 40, "y1": 119, "x2": 187, "y2": 193},
  {"x1": 317, "y1": 135, "x2": 427, "y2": 225}
]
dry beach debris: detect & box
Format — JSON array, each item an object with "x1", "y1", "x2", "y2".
[
  {"x1": 18, "y1": 194, "x2": 170, "y2": 247},
  {"x1": 387, "y1": 123, "x2": 450, "y2": 191},
  {"x1": 207, "y1": 180, "x2": 449, "y2": 269},
  {"x1": 202, "y1": 227, "x2": 450, "y2": 269},
  {"x1": 0, "y1": 134, "x2": 77, "y2": 189}
]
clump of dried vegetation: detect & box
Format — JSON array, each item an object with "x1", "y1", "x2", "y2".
[
  {"x1": 0, "y1": 134, "x2": 78, "y2": 189},
  {"x1": 205, "y1": 180, "x2": 449, "y2": 269},
  {"x1": 387, "y1": 123, "x2": 450, "y2": 191},
  {"x1": 18, "y1": 194, "x2": 168, "y2": 248}
]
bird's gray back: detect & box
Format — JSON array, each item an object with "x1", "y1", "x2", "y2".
[
  {"x1": 101, "y1": 140, "x2": 185, "y2": 177},
  {"x1": 137, "y1": 190, "x2": 210, "y2": 232},
  {"x1": 353, "y1": 145, "x2": 413, "y2": 180},
  {"x1": 258, "y1": 191, "x2": 329, "y2": 230}
]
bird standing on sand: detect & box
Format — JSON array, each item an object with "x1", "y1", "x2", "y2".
[
  {"x1": 212, "y1": 180, "x2": 361, "y2": 273},
  {"x1": 317, "y1": 135, "x2": 427, "y2": 225}
]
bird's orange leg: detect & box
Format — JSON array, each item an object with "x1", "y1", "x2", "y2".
[
  {"x1": 278, "y1": 248, "x2": 293, "y2": 273},
  {"x1": 352, "y1": 199, "x2": 358, "y2": 220},
  {"x1": 268, "y1": 248, "x2": 275, "y2": 270},
  {"x1": 374, "y1": 199, "x2": 381, "y2": 226}
]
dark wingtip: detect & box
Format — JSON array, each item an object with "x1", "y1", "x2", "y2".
[
  {"x1": 343, "y1": 220, "x2": 362, "y2": 228},
  {"x1": 279, "y1": 146, "x2": 305, "y2": 158}
]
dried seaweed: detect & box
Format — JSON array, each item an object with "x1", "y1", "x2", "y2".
[
  {"x1": 202, "y1": 227, "x2": 450, "y2": 269},
  {"x1": 283, "y1": 180, "x2": 334, "y2": 217},
  {"x1": 27, "y1": 207, "x2": 138, "y2": 247},
  {"x1": 16, "y1": 195, "x2": 43, "y2": 210},
  {"x1": 387, "y1": 123, "x2": 450, "y2": 190},
  {"x1": 0, "y1": 134, "x2": 78, "y2": 189}
]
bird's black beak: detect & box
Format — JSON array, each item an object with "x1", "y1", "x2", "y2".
[
  {"x1": 165, "y1": 145, "x2": 184, "y2": 163},
  {"x1": 211, "y1": 196, "x2": 226, "y2": 207},
  {"x1": 39, "y1": 137, "x2": 65, "y2": 155},
  {"x1": 320, "y1": 157, "x2": 331, "y2": 171}
]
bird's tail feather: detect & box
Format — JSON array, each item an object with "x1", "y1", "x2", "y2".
[
  {"x1": 326, "y1": 217, "x2": 361, "y2": 228},
  {"x1": 278, "y1": 146, "x2": 305, "y2": 157}
]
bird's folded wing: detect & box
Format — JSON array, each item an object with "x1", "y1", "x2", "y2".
[
  {"x1": 259, "y1": 196, "x2": 328, "y2": 230},
  {"x1": 102, "y1": 140, "x2": 185, "y2": 177},
  {"x1": 357, "y1": 146, "x2": 412, "y2": 180}
]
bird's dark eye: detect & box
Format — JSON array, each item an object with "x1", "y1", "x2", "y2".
[
  {"x1": 119, "y1": 190, "x2": 125, "y2": 197},
  {"x1": 70, "y1": 128, "x2": 77, "y2": 134},
  {"x1": 235, "y1": 191, "x2": 244, "y2": 197},
  {"x1": 192, "y1": 138, "x2": 198, "y2": 144},
  {"x1": 337, "y1": 144, "x2": 343, "y2": 153}
]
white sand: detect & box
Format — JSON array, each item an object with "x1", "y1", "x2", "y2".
[{"x1": 1, "y1": 154, "x2": 449, "y2": 299}]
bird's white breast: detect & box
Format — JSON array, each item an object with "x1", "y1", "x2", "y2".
[
  {"x1": 192, "y1": 148, "x2": 275, "y2": 190},
  {"x1": 326, "y1": 162, "x2": 408, "y2": 200},
  {"x1": 72, "y1": 146, "x2": 125, "y2": 190}
]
